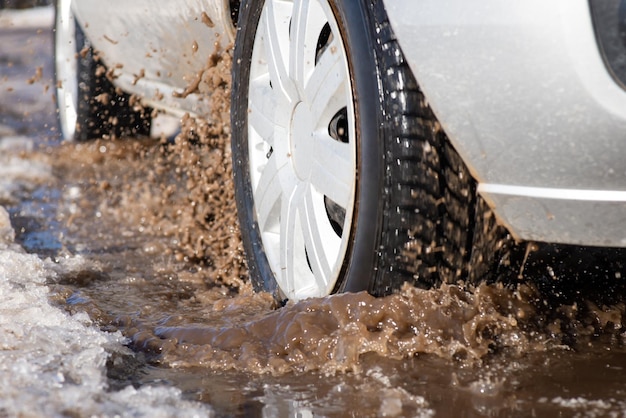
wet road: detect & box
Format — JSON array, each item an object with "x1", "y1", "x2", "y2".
[{"x1": 4, "y1": 7, "x2": 626, "y2": 417}]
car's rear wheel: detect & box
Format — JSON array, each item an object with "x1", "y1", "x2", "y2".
[
  {"x1": 232, "y1": 0, "x2": 510, "y2": 300},
  {"x1": 54, "y1": 0, "x2": 151, "y2": 141}
]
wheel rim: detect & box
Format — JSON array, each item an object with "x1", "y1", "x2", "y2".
[
  {"x1": 55, "y1": 0, "x2": 78, "y2": 141},
  {"x1": 247, "y1": 0, "x2": 356, "y2": 300}
]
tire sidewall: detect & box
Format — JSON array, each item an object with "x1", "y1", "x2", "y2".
[
  {"x1": 331, "y1": 1, "x2": 385, "y2": 293},
  {"x1": 53, "y1": 0, "x2": 78, "y2": 141},
  {"x1": 54, "y1": 0, "x2": 96, "y2": 141},
  {"x1": 231, "y1": 0, "x2": 278, "y2": 296}
]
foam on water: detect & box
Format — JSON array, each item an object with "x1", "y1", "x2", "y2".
[{"x1": 0, "y1": 145, "x2": 213, "y2": 417}]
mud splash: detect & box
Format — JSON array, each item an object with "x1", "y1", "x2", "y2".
[
  {"x1": 153, "y1": 42, "x2": 246, "y2": 288},
  {"x1": 38, "y1": 46, "x2": 626, "y2": 376},
  {"x1": 117, "y1": 278, "x2": 626, "y2": 376},
  {"x1": 38, "y1": 132, "x2": 626, "y2": 375},
  {"x1": 154, "y1": 283, "x2": 538, "y2": 374}
]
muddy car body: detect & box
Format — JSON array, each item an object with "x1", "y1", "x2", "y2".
[{"x1": 56, "y1": 0, "x2": 626, "y2": 300}]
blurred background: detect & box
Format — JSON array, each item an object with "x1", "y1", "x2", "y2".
[{"x1": 0, "y1": 0, "x2": 51, "y2": 8}]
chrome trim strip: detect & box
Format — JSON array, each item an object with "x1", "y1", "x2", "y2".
[{"x1": 479, "y1": 183, "x2": 626, "y2": 202}]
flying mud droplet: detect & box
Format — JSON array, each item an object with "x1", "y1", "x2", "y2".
[{"x1": 201, "y1": 12, "x2": 215, "y2": 28}]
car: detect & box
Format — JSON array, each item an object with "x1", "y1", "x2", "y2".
[{"x1": 54, "y1": 0, "x2": 626, "y2": 301}]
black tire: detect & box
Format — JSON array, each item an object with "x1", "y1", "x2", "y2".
[
  {"x1": 54, "y1": 1, "x2": 150, "y2": 141},
  {"x1": 232, "y1": 0, "x2": 510, "y2": 300}
]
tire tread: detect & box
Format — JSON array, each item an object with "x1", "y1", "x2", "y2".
[{"x1": 370, "y1": 0, "x2": 510, "y2": 294}]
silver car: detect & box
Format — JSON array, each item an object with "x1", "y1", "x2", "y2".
[{"x1": 54, "y1": 0, "x2": 626, "y2": 301}]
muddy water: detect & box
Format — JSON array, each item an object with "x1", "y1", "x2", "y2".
[
  {"x1": 18, "y1": 140, "x2": 626, "y2": 417},
  {"x1": 5, "y1": 8, "x2": 626, "y2": 418}
]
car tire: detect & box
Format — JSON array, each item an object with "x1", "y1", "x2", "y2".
[
  {"x1": 231, "y1": 0, "x2": 511, "y2": 300},
  {"x1": 54, "y1": 0, "x2": 151, "y2": 141}
]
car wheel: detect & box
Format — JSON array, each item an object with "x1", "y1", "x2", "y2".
[
  {"x1": 54, "y1": 0, "x2": 151, "y2": 141},
  {"x1": 232, "y1": 0, "x2": 509, "y2": 300}
]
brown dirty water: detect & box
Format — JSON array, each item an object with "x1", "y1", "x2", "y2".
[
  {"x1": 5, "y1": 13, "x2": 626, "y2": 418},
  {"x1": 13, "y1": 124, "x2": 626, "y2": 418}
]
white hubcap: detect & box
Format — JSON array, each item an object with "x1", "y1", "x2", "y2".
[
  {"x1": 290, "y1": 101, "x2": 314, "y2": 180},
  {"x1": 247, "y1": 0, "x2": 356, "y2": 300}
]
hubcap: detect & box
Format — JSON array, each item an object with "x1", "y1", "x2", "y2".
[
  {"x1": 247, "y1": 0, "x2": 356, "y2": 300},
  {"x1": 290, "y1": 101, "x2": 314, "y2": 180}
]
